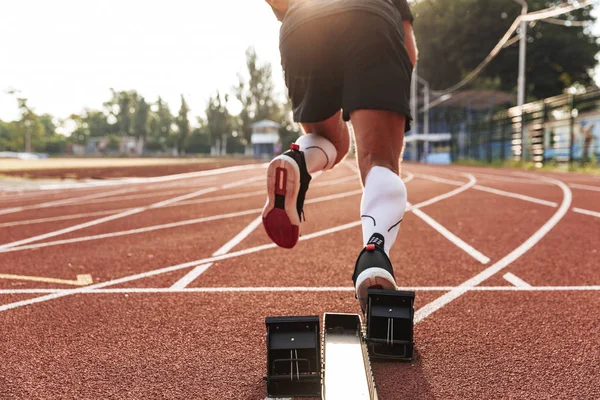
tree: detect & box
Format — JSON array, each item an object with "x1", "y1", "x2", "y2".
[
  {"x1": 175, "y1": 95, "x2": 190, "y2": 154},
  {"x1": 205, "y1": 92, "x2": 234, "y2": 154},
  {"x1": 234, "y1": 47, "x2": 283, "y2": 141},
  {"x1": 412, "y1": 0, "x2": 600, "y2": 100},
  {"x1": 148, "y1": 97, "x2": 173, "y2": 151},
  {"x1": 134, "y1": 97, "x2": 149, "y2": 148}
]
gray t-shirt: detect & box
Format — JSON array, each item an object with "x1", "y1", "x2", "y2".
[{"x1": 274, "y1": 0, "x2": 414, "y2": 42}]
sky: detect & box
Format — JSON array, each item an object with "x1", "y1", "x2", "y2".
[
  {"x1": 1, "y1": 1, "x2": 599, "y2": 130},
  {"x1": 0, "y1": 0, "x2": 285, "y2": 126}
]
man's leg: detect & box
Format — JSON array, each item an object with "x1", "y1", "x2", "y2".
[
  {"x1": 299, "y1": 110, "x2": 350, "y2": 171},
  {"x1": 350, "y1": 109, "x2": 407, "y2": 311},
  {"x1": 262, "y1": 111, "x2": 350, "y2": 249}
]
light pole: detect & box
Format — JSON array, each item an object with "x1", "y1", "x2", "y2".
[
  {"x1": 512, "y1": 0, "x2": 528, "y2": 160},
  {"x1": 416, "y1": 76, "x2": 430, "y2": 162}
]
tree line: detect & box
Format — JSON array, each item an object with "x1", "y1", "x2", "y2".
[
  {"x1": 0, "y1": 48, "x2": 299, "y2": 155},
  {"x1": 2, "y1": 0, "x2": 599, "y2": 155}
]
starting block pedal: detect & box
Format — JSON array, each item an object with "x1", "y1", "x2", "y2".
[
  {"x1": 264, "y1": 316, "x2": 321, "y2": 398},
  {"x1": 365, "y1": 289, "x2": 415, "y2": 360}
]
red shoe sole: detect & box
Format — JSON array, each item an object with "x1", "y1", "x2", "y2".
[{"x1": 262, "y1": 158, "x2": 301, "y2": 249}]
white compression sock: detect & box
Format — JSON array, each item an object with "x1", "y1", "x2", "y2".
[
  {"x1": 295, "y1": 134, "x2": 337, "y2": 173},
  {"x1": 360, "y1": 166, "x2": 407, "y2": 255}
]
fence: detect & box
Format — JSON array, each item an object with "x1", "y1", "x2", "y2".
[{"x1": 451, "y1": 88, "x2": 600, "y2": 166}]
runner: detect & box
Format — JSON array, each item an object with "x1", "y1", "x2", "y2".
[{"x1": 262, "y1": 0, "x2": 418, "y2": 311}]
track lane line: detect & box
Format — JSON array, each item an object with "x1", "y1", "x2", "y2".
[
  {"x1": 503, "y1": 272, "x2": 532, "y2": 288},
  {"x1": 572, "y1": 207, "x2": 600, "y2": 218},
  {"x1": 0, "y1": 172, "x2": 357, "y2": 228},
  {"x1": 0, "y1": 189, "x2": 364, "y2": 253},
  {"x1": 413, "y1": 173, "x2": 559, "y2": 207},
  {"x1": 414, "y1": 174, "x2": 572, "y2": 324},
  {"x1": 0, "y1": 176, "x2": 262, "y2": 250},
  {"x1": 2, "y1": 285, "x2": 600, "y2": 294},
  {"x1": 0, "y1": 170, "x2": 476, "y2": 312},
  {"x1": 569, "y1": 183, "x2": 600, "y2": 192}
]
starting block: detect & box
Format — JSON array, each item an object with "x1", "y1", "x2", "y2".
[
  {"x1": 264, "y1": 316, "x2": 321, "y2": 397},
  {"x1": 265, "y1": 290, "x2": 415, "y2": 398},
  {"x1": 365, "y1": 289, "x2": 415, "y2": 360}
]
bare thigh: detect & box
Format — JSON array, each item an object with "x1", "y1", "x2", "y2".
[
  {"x1": 300, "y1": 110, "x2": 350, "y2": 166},
  {"x1": 350, "y1": 110, "x2": 406, "y2": 183}
]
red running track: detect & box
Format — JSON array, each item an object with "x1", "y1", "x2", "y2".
[{"x1": 0, "y1": 161, "x2": 599, "y2": 399}]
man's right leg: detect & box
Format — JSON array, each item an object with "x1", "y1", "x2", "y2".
[{"x1": 350, "y1": 110, "x2": 408, "y2": 311}]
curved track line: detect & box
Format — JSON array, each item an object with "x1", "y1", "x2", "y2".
[
  {"x1": 414, "y1": 174, "x2": 572, "y2": 324},
  {"x1": 0, "y1": 173, "x2": 477, "y2": 312},
  {"x1": 410, "y1": 173, "x2": 476, "y2": 209},
  {"x1": 0, "y1": 176, "x2": 261, "y2": 250}
]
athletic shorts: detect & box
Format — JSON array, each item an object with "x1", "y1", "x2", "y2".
[{"x1": 280, "y1": 10, "x2": 413, "y2": 130}]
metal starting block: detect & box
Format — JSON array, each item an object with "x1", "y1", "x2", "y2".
[
  {"x1": 265, "y1": 290, "x2": 415, "y2": 398},
  {"x1": 365, "y1": 289, "x2": 415, "y2": 360},
  {"x1": 264, "y1": 316, "x2": 321, "y2": 398}
]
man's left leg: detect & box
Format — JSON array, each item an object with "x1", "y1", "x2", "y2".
[{"x1": 262, "y1": 111, "x2": 350, "y2": 249}]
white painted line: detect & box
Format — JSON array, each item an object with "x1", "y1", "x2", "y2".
[
  {"x1": 503, "y1": 272, "x2": 532, "y2": 288},
  {"x1": 2, "y1": 286, "x2": 600, "y2": 295},
  {"x1": 414, "y1": 173, "x2": 558, "y2": 207},
  {"x1": 213, "y1": 216, "x2": 263, "y2": 256},
  {"x1": 0, "y1": 210, "x2": 117, "y2": 228},
  {"x1": 415, "y1": 174, "x2": 572, "y2": 324},
  {"x1": 0, "y1": 188, "x2": 363, "y2": 253},
  {"x1": 169, "y1": 263, "x2": 214, "y2": 290},
  {"x1": 411, "y1": 207, "x2": 490, "y2": 264},
  {"x1": 0, "y1": 186, "x2": 137, "y2": 215},
  {"x1": 0, "y1": 273, "x2": 93, "y2": 286},
  {"x1": 473, "y1": 185, "x2": 558, "y2": 207},
  {"x1": 572, "y1": 207, "x2": 600, "y2": 218},
  {"x1": 411, "y1": 173, "x2": 477, "y2": 209},
  {"x1": 170, "y1": 216, "x2": 263, "y2": 289},
  {"x1": 0, "y1": 176, "x2": 261, "y2": 251},
  {"x1": 569, "y1": 183, "x2": 600, "y2": 192},
  {"x1": 0, "y1": 171, "x2": 474, "y2": 312},
  {"x1": 0, "y1": 209, "x2": 263, "y2": 253},
  {"x1": 473, "y1": 172, "x2": 551, "y2": 185}
]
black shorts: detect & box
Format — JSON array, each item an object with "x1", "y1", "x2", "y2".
[{"x1": 280, "y1": 10, "x2": 413, "y2": 130}]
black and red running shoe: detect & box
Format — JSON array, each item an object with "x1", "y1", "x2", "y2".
[{"x1": 262, "y1": 144, "x2": 312, "y2": 249}]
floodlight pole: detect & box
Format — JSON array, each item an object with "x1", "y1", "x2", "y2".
[
  {"x1": 513, "y1": 0, "x2": 528, "y2": 160},
  {"x1": 416, "y1": 76, "x2": 430, "y2": 162}
]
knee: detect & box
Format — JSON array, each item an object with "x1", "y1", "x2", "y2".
[
  {"x1": 357, "y1": 154, "x2": 400, "y2": 184},
  {"x1": 331, "y1": 128, "x2": 350, "y2": 166}
]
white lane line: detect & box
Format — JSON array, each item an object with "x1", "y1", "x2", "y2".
[
  {"x1": 0, "y1": 210, "x2": 117, "y2": 228},
  {"x1": 569, "y1": 183, "x2": 600, "y2": 192},
  {"x1": 473, "y1": 185, "x2": 558, "y2": 207},
  {"x1": 572, "y1": 207, "x2": 600, "y2": 218},
  {"x1": 411, "y1": 207, "x2": 490, "y2": 264},
  {"x1": 0, "y1": 186, "x2": 137, "y2": 216},
  {"x1": 169, "y1": 263, "x2": 214, "y2": 290},
  {"x1": 411, "y1": 173, "x2": 477, "y2": 209},
  {"x1": 0, "y1": 171, "x2": 472, "y2": 312},
  {"x1": 0, "y1": 209, "x2": 262, "y2": 253},
  {"x1": 414, "y1": 173, "x2": 559, "y2": 207},
  {"x1": 0, "y1": 176, "x2": 261, "y2": 251},
  {"x1": 0, "y1": 189, "x2": 364, "y2": 253},
  {"x1": 2, "y1": 286, "x2": 600, "y2": 295},
  {"x1": 472, "y1": 172, "x2": 551, "y2": 185},
  {"x1": 0, "y1": 190, "x2": 266, "y2": 228},
  {"x1": 503, "y1": 272, "x2": 532, "y2": 288},
  {"x1": 170, "y1": 216, "x2": 264, "y2": 289},
  {"x1": 415, "y1": 175, "x2": 572, "y2": 324}
]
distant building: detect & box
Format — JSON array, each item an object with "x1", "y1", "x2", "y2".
[{"x1": 251, "y1": 120, "x2": 281, "y2": 159}]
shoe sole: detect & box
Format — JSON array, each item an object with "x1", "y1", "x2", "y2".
[
  {"x1": 262, "y1": 155, "x2": 301, "y2": 249},
  {"x1": 355, "y1": 267, "x2": 398, "y2": 312}
]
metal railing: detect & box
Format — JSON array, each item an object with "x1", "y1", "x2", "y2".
[{"x1": 451, "y1": 88, "x2": 600, "y2": 166}]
